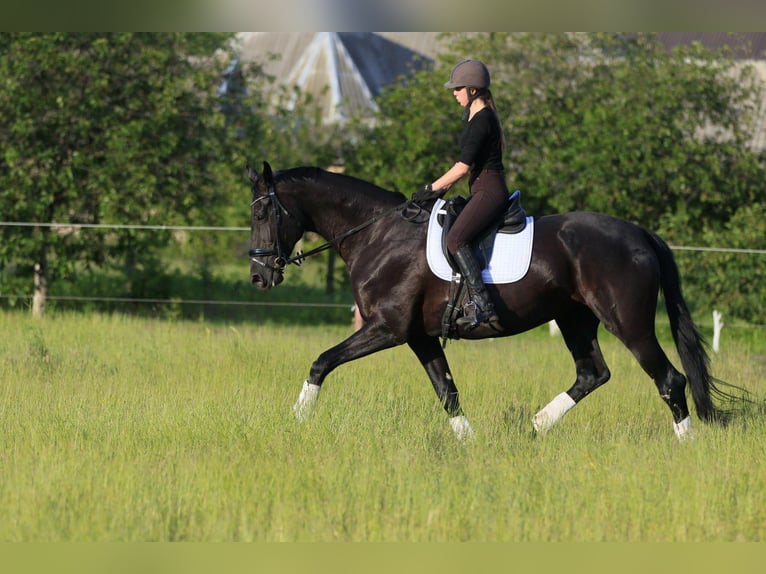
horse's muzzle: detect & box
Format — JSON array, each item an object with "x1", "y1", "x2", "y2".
[
  {"x1": 250, "y1": 270, "x2": 283, "y2": 289},
  {"x1": 250, "y1": 253, "x2": 285, "y2": 289}
]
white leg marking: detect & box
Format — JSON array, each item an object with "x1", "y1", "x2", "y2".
[
  {"x1": 449, "y1": 415, "x2": 475, "y2": 442},
  {"x1": 293, "y1": 380, "x2": 321, "y2": 422},
  {"x1": 533, "y1": 392, "x2": 576, "y2": 433},
  {"x1": 673, "y1": 416, "x2": 694, "y2": 441}
]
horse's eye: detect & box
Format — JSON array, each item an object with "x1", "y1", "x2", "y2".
[{"x1": 251, "y1": 197, "x2": 268, "y2": 220}]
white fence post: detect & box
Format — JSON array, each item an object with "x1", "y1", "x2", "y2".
[{"x1": 712, "y1": 309, "x2": 724, "y2": 353}]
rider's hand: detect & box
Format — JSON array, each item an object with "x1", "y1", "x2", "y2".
[{"x1": 412, "y1": 184, "x2": 442, "y2": 204}]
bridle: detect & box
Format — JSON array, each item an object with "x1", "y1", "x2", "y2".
[
  {"x1": 248, "y1": 178, "x2": 418, "y2": 271},
  {"x1": 248, "y1": 179, "x2": 299, "y2": 271}
]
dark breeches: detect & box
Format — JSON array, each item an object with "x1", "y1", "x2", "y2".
[{"x1": 446, "y1": 170, "x2": 509, "y2": 254}]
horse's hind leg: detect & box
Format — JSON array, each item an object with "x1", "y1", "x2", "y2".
[
  {"x1": 407, "y1": 335, "x2": 475, "y2": 441},
  {"x1": 591, "y1": 279, "x2": 692, "y2": 439},
  {"x1": 533, "y1": 306, "x2": 611, "y2": 433},
  {"x1": 622, "y1": 331, "x2": 692, "y2": 439}
]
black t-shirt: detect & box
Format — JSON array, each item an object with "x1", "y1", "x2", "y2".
[{"x1": 457, "y1": 107, "x2": 505, "y2": 178}]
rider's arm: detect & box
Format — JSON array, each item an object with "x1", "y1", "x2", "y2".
[{"x1": 431, "y1": 161, "x2": 470, "y2": 192}]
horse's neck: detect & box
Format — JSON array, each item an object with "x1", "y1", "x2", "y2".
[
  {"x1": 292, "y1": 181, "x2": 402, "y2": 265},
  {"x1": 299, "y1": 184, "x2": 393, "y2": 239}
]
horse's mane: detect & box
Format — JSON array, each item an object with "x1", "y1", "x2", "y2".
[{"x1": 274, "y1": 166, "x2": 407, "y2": 204}]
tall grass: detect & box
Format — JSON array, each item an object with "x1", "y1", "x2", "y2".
[{"x1": 0, "y1": 310, "x2": 764, "y2": 541}]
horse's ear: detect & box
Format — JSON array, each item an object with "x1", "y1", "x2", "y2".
[
  {"x1": 262, "y1": 161, "x2": 274, "y2": 186},
  {"x1": 247, "y1": 163, "x2": 259, "y2": 184}
]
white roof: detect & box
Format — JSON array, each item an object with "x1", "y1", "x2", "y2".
[{"x1": 236, "y1": 32, "x2": 445, "y2": 123}]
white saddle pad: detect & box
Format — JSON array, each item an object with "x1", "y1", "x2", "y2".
[{"x1": 426, "y1": 198, "x2": 534, "y2": 284}]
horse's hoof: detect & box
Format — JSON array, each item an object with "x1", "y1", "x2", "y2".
[
  {"x1": 449, "y1": 415, "x2": 475, "y2": 442},
  {"x1": 293, "y1": 380, "x2": 321, "y2": 422},
  {"x1": 673, "y1": 416, "x2": 694, "y2": 441}
]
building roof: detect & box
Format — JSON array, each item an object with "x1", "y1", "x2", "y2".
[{"x1": 236, "y1": 32, "x2": 444, "y2": 123}]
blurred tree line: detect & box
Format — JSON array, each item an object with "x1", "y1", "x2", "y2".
[{"x1": 1, "y1": 32, "x2": 763, "y2": 323}]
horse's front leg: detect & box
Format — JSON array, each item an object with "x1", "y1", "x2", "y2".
[
  {"x1": 407, "y1": 335, "x2": 475, "y2": 441},
  {"x1": 293, "y1": 319, "x2": 401, "y2": 421}
]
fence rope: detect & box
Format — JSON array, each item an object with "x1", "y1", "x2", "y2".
[
  {"x1": 0, "y1": 294, "x2": 350, "y2": 309},
  {"x1": 2, "y1": 221, "x2": 764, "y2": 253},
  {"x1": 669, "y1": 245, "x2": 766, "y2": 254},
  {"x1": 0, "y1": 221, "x2": 249, "y2": 232}
]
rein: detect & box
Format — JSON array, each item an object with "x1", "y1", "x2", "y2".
[
  {"x1": 249, "y1": 179, "x2": 421, "y2": 269},
  {"x1": 286, "y1": 201, "x2": 411, "y2": 266}
]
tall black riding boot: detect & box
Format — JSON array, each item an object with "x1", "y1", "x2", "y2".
[{"x1": 453, "y1": 246, "x2": 501, "y2": 330}]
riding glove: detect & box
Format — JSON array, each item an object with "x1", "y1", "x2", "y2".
[{"x1": 412, "y1": 184, "x2": 444, "y2": 205}]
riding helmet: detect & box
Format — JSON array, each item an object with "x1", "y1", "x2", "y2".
[{"x1": 444, "y1": 59, "x2": 491, "y2": 89}]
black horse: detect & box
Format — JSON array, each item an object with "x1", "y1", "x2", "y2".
[{"x1": 247, "y1": 161, "x2": 732, "y2": 441}]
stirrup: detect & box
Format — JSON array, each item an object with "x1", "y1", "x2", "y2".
[
  {"x1": 456, "y1": 302, "x2": 480, "y2": 329},
  {"x1": 456, "y1": 302, "x2": 499, "y2": 330}
]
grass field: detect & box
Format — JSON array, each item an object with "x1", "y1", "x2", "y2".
[{"x1": 1, "y1": 310, "x2": 764, "y2": 541}]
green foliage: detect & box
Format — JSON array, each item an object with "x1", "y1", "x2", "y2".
[
  {"x1": 342, "y1": 66, "x2": 464, "y2": 194},
  {"x1": 0, "y1": 33, "x2": 239, "y2": 299},
  {"x1": 672, "y1": 203, "x2": 766, "y2": 324}
]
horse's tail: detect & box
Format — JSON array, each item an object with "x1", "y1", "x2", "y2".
[{"x1": 644, "y1": 229, "x2": 737, "y2": 423}]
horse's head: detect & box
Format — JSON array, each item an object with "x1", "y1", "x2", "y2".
[{"x1": 247, "y1": 161, "x2": 304, "y2": 290}]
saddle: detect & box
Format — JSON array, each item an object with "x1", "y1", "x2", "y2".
[{"x1": 438, "y1": 190, "x2": 527, "y2": 272}]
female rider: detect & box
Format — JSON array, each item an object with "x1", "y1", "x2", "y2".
[{"x1": 416, "y1": 59, "x2": 509, "y2": 330}]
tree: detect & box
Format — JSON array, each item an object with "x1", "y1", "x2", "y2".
[
  {"x1": 0, "y1": 33, "x2": 237, "y2": 316},
  {"x1": 342, "y1": 64, "x2": 461, "y2": 195},
  {"x1": 680, "y1": 203, "x2": 766, "y2": 324}
]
